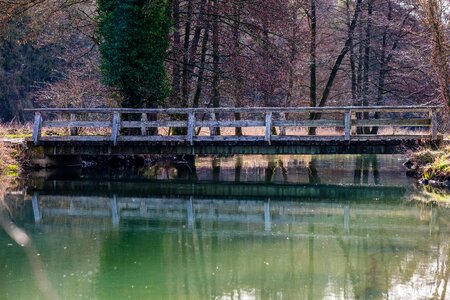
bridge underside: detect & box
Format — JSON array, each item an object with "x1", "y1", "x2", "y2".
[{"x1": 29, "y1": 139, "x2": 437, "y2": 157}]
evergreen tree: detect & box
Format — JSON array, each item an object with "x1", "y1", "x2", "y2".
[{"x1": 97, "y1": 0, "x2": 171, "y2": 108}]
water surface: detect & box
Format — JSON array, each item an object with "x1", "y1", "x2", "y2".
[{"x1": 1, "y1": 155, "x2": 449, "y2": 299}]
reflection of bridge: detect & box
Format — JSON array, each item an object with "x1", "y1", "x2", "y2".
[
  {"x1": 27, "y1": 186, "x2": 424, "y2": 236},
  {"x1": 26, "y1": 106, "x2": 442, "y2": 165},
  {"x1": 25, "y1": 179, "x2": 410, "y2": 231},
  {"x1": 30, "y1": 179, "x2": 407, "y2": 201}
]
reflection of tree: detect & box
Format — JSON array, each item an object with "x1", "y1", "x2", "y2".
[
  {"x1": 307, "y1": 158, "x2": 320, "y2": 184},
  {"x1": 308, "y1": 223, "x2": 315, "y2": 300},
  {"x1": 97, "y1": 231, "x2": 168, "y2": 299},
  {"x1": 144, "y1": 161, "x2": 198, "y2": 181},
  {"x1": 235, "y1": 156, "x2": 242, "y2": 182},
  {"x1": 265, "y1": 158, "x2": 288, "y2": 183},
  {"x1": 353, "y1": 155, "x2": 379, "y2": 185},
  {"x1": 212, "y1": 158, "x2": 220, "y2": 181}
]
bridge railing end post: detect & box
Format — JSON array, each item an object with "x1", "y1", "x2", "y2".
[
  {"x1": 112, "y1": 112, "x2": 121, "y2": 146},
  {"x1": 430, "y1": 109, "x2": 438, "y2": 140},
  {"x1": 344, "y1": 110, "x2": 351, "y2": 143},
  {"x1": 265, "y1": 112, "x2": 272, "y2": 145},
  {"x1": 69, "y1": 113, "x2": 79, "y2": 136},
  {"x1": 187, "y1": 112, "x2": 195, "y2": 146},
  {"x1": 140, "y1": 113, "x2": 148, "y2": 136},
  {"x1": 32, "y1": 112, "x2": 43, "y2": 145}
]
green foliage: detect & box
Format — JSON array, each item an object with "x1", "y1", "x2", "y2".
[{"x1": 97, "y1": 0, "x2": 171, "y2": 108}]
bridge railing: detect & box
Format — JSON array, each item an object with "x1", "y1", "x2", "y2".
[{"x1": 26, "y1": 106, "x2": 442, "y2": 145}]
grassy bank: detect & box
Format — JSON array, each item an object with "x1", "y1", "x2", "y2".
[
  {"x1": 407, "y1": 146, "x2": 450, "y2": 183},
  {"x1": 0, "y1": 141, "x2": 22, "y2": 177},
  {"x1": 0, "y1": 123, "x2": 30, "y2": 178}
]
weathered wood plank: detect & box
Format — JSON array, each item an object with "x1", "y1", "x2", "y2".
[
  {"x1": 431, "y1": 110, "x2": 438, "y2": 140},
  {"x1": 196, "y1": 120, "x2": 265, "y2": 127},
  {"x1": 40, "y1": 136, "x2": 112, "y2": 142},
  {"x1": 111, "y1": 112, "x2": 120, "y2": 146},
  {"x1": 32, "y1": 112, "x2": 43, "y2": 145},
  {"x1": 351, "y1": 135, "x2": 440, "y2": 141},
  {"x1": 24, "y1": 105, "x2": 443, "y2": 115},
  {"x1": 345, "y1": 111, "x2": 351, "y2": 142},
  {"x1": 70, "y1": 114, "x2": 78, "y2": 136},
  {"x1": 117, "y1": 136, "x2": 187, "y2": 142},
  {"x1": 194, "y1": 136, "x2": 265, "y2": 142},
  {"x1": 272, "y1": 120, "x2": 345, "y2": 127},
  {"x1": 43, "y1": 121, "x2": 111, "y2": 128},
  {"x1": 271, "y1": 136, "x2": 345, "y2": 142},
  {"x1": 265, "y1": 112, "x2": 272, "y2": 145},
  {"x1": 187, "y1": 112, "x2": 195, "y2": 145},
  {"x1": 352, "y1": 118, "x2": 431, "y2": 127},
  {"x1": 121, "y1": 121, "x2": 187, "y2": 128},
  {"x1": 140, "y1": 113, "x2": 148, "y2": 136}
]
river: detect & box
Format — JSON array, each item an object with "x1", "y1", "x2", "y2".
[{"x1": 1, "y1": 155, "x2": 449, "y2": 299}]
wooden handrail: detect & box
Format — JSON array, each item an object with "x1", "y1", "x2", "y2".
[
  {"x1": 27, "y1": 106, "x2": 443, "y2": 145},
  {"x1": 24, "y1": 105, "x2": 442, "y2": 114}
]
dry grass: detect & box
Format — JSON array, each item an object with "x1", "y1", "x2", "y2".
[
  {"x1": 0, "y1": 142, "x2": 16, "y2": 174},
  {"x1": 408, "y1": 146, "x2": 450, "y2": 180},
  {"x1": 0, "y1": 122, "x2": 32, "y2": 139}
]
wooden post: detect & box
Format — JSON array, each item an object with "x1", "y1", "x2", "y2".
[
  {"x1": 345, "y1": 110, "x2": 351, "y2": 142},
  {"x1": 70, "y1": 113, "x2": 78, "y2": 136},
  {"x1": 111, "y1": 195, "x2": 119, "y2": 227},
  {"x1": 111, "y1": 112, "x2": 121, "y2": 146},
  {"x1": 187, "y1": 196, "x2": 194, "y2": 229},
  {"x1": 187, "y1": 112, "x2": 195, "y2": 145},
  {"x1": 264, "y1": 200, "x2": 271, "y2": 232},
  {"x1": 31, "y1": 193, "x2": 41, "y2": 224},
  {"x1": 265, "y1": 112, "x2": 272, "y2": 145},
  {"x1": 430, "y1": 109, "x2": 438, "y2": 140},
  {"x1": 32, "y1": 112, "x2": 43, "y2": 145},
  {"x1": 140, "y1": 113, "x2": 148, "y2": 136},
  {"x1": 279, "y1": 112, "x2": 286, "y2": 136},
  {"x1": 210, "y1": 113, "x2": 216, "y2": 136}
]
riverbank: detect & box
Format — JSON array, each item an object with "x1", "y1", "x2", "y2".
[
  {"x1": 0, "y1": 141, "x2": 21, "y2": 177},
  {"x1": 405, "y1": 146, "x2": 450, "y2": 185}
]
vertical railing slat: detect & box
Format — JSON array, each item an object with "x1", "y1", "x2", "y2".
[
  {"x1": 70, "y1": 113, "x2": 78, "y2": 136},
  {"x1": 187, "y1": 112, "x2": 195, "y2": 145},
  {"x1": 111, "y1": 112, "x2": 121, "y2": 146},
  {"x1": 265, "y1": 112, "x2": 272, "y2": 145},
  {"x1": 32, "y1": 112, "x2": 43, "y2": 145},
  {"x1": 345, "y1": 110, "x2": 351, "y2": 142},
  {"x1": 140, "y1": 113, "x2": 148, "y2": 136},
  {"x1": 430, "y1": 109, "x2": 438, "y2": 140}
]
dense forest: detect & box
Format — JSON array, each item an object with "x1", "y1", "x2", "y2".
[{"x1": 0, "y1": 0, "x2": 448, "y2": 124}]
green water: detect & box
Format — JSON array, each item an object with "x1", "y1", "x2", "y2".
[{"x1": 1, "y1": 155, "x2": 450, "y2": 299}]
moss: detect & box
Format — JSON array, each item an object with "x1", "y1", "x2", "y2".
[
  {"x1": 2, "y1": 133, "x2": 32, "y2": 139},
  {"x1": 3, "y1": 164, "x2": 19, "y2": 177}
]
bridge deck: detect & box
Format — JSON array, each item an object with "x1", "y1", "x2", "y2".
[{"x1": 26, "y1": 106, "x2": 442, "y2": 156}]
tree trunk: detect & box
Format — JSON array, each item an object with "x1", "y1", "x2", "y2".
[
  {"x1": 211, "y1": 0, "x2": 220, "y2": 136},
  {"x1": 311, "y1": 0, "x2": 362, "y2": 122},
  {"x1": 181, "y1": 0, "x2": 193, "y2": 107},
  {"x1": 346, "y1": 0, "x2": 357, "y2": 104},
  {"x1": 308, "y1": 0, "x2": 317, "y2": 136},
  {"x1": 193, "y1": 22, "x2": 210, "y2": 109},
  {"x1": 233, "y1": 0, "x2": 243, "y2": 136},
  {"x1": 372, "y1": 0, "x2": 392, "y2": 134},
  {"x1": 423, "y1": 0, "x2": 450, "y2": 107},
  {"x1": 171, "y1": 0, "x2": 181, "y2": 106}
]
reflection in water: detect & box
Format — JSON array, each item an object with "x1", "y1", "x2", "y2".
[
  {"x1": 353, "y1": 155, "x2": 380, "y2": 185},
  {"x1": 0, "y1": 196, "x2": 59, "y2": 300},
  {"x1": 1, "y1": 155, "x2": 450, "y2": 299}
]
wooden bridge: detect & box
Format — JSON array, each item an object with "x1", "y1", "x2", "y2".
[{"x1": 26, "y1": 106, "x2": 442, "y2": 160}]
